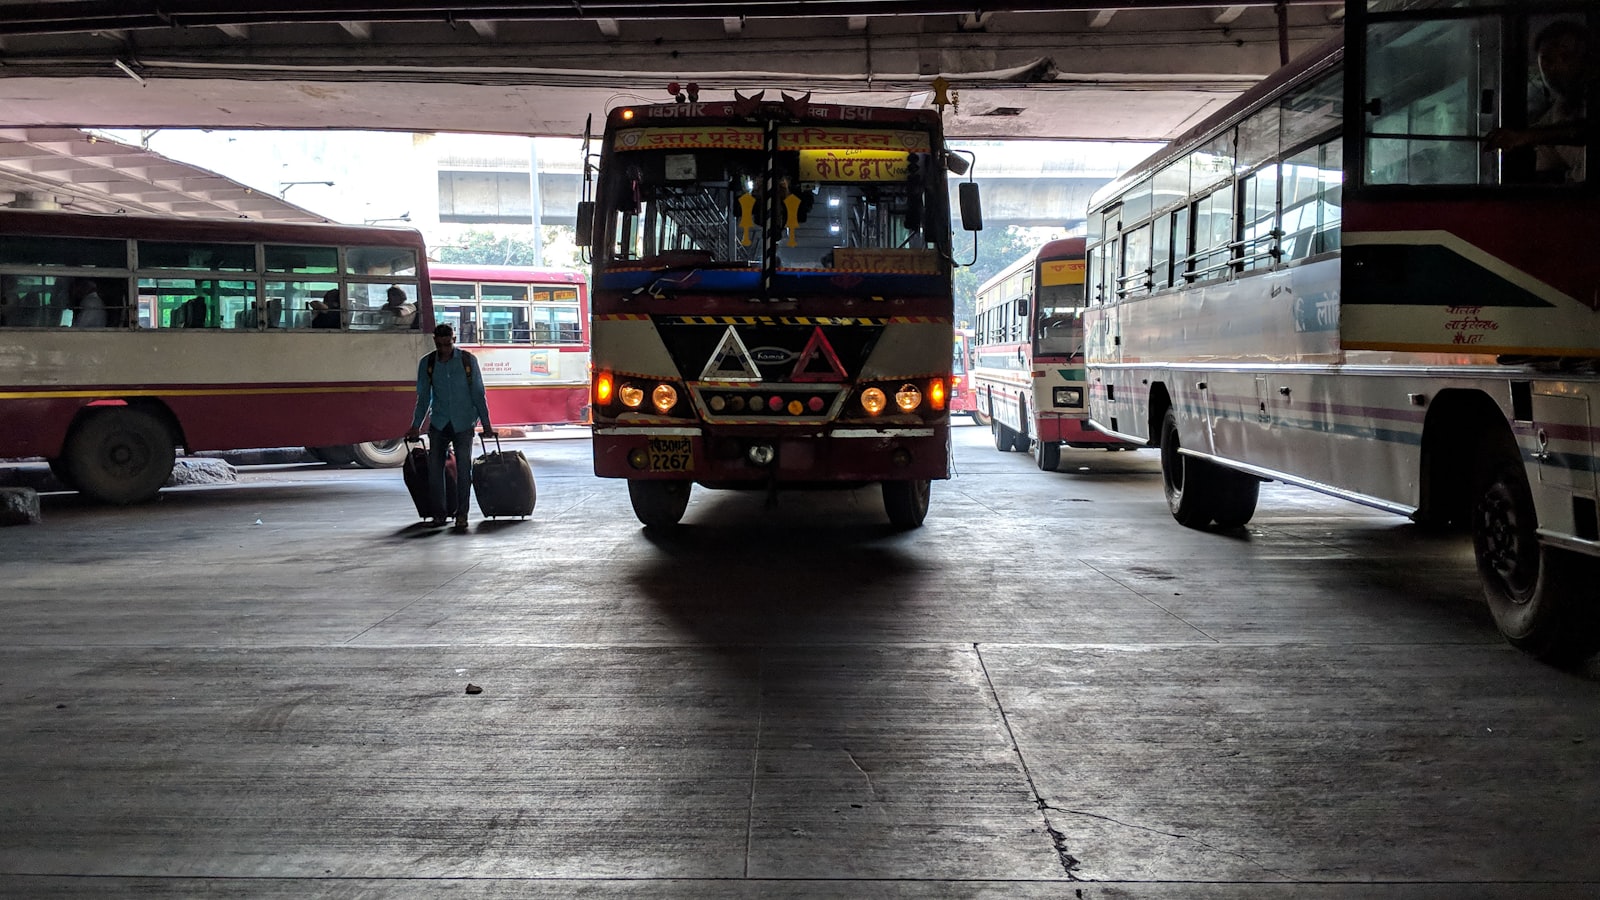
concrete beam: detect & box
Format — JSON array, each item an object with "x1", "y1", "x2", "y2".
[
  {"x1": 339, "y1": 21, "x2": 371, "y2": 40},
  {"x1": 467, "y1": 20, "x2": 496, "y2": 38},
  {"x1": 1213, "y1": 6, "x2": 1247, "y2": 24}
]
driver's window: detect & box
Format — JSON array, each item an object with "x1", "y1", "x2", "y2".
[{"x1": 1363, "y1": 16, "x2": 1502, "y2": 185}]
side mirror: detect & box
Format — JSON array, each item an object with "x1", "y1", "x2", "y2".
[
  {"x1": 575, "y1": 200, "x2": 595, "y2": 247},
  {"x1": 958, "y1": 182, "x2": 983, "y2": 232}
]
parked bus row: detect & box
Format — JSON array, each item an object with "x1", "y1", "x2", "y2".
[{"x1": 0, "y1": 210, "x2": 592, "y2": 503}]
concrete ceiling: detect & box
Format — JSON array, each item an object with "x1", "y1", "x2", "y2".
[
  {"x1": 0, "y1": 2, "x2": 1344, "y2": 143},
  {"x1": 0, "y1": 127, "x2": 325, "y2": 219}
]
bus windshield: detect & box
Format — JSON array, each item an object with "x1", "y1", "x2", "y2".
[
  {"x1": 603, "y1": 126, "x2": 946, "y2": 274},
  {"x1": 1037, "y1": 280, "x2": 1087, "y2": 357}
]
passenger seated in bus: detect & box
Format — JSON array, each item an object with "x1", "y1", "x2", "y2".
[
  {"x1": 71, "y1": 279, "x2": 106, "y2": 328},
  {"x1": 381, "y1": 285, "x2": 417, "y2": 328},
  {"x1": 310, "y1": 288, "x2": 342, "y2": 329},
  {"x1": 1486, "y1": 20, "x2": 1590, "y2": 183},
  {"x1": 177, "y1": 296, "x2": 208, "y2": 328}
]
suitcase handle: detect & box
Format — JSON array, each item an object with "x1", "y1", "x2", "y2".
[{"x1": 480, "y1": 432, "x2": 503, "y2": 455}]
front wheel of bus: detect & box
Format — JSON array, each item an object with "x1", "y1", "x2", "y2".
[
  {"x1": 1473, "y1": 456, "x2": 1595, "y2": 663},
  {"x1": 65, "y1": 407, "x2": 176, "y2": 505},
  {"x1": 1159, "y1": 407, "x2": 1218, "y2": 529},
  {"x1": 47, "y1": 458, "x2": 78, "y2": 491},
  {"x1": 1035, "y1": 439, "x2": 1061, "y2": 472},
  {"x1": 629, "y1": 479, "x2": 691, "y2": 529},
  {"x1": 348, "y1": 439, "x2": 408, "y2": 469},
  {"x1": 883, "y1": 479, "x2": 931, "y2": 529},
  {"x1": 969, "y1": 409, "x2": 991, "y2": 427}
]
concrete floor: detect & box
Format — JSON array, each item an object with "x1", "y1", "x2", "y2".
[{"x1": 2, "y1": 424, "x2": 1598, "y2": 899}]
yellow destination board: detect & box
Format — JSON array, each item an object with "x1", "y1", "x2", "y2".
[
  {"x1": 1040, "y1": 259, "x2": 1087, "y2": 286},
  {"x1": 799, "y1": 149, "x2": 909, "y2": 182}
]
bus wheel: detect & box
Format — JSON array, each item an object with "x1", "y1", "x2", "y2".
[
  {"x1": 883, "y1": 479, "x2": 931, "y2": 528},
  {"x1": 65, "y1": 407, "x2": 176, "y2": 505},
  {"x1": 969, "y1": 409, "x2": 991, "y2": 427},
  {"x1": 1159, "y1": 407, "x2": 1219, "y2": 528},
  {"x1": 993, "y1": 418, "x2": 1020, "y2": 453},
  {"x1": 1473, "y1": 456, "x2": 1595, "y2": 662},
  {"x1": 1036, "y1": 440, "x2": 1061, "y2": 472},
  {"x1": 348, "y1": 439, "x2": 408, "y2": 469},
  {"x1": 1211, "y1": 472, "x2": 1260, "y2": 529},
  {"x1": 629, "y1": 480, "x2": 691, "y2": 528}
]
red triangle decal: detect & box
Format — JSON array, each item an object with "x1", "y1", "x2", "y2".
[{"x1": 789, "y1": 326, "x2": 848, "y2": 382}]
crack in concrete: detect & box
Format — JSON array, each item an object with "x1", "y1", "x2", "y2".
[
  {"x1": 842, "y1": 748, "x2": 881, "y2": 801},
  {"x1": 1044, "y1": 803, "x2": 1301, "y2": 881}
]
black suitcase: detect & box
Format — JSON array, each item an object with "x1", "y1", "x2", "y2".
[
  {"x1": 472, "y1": 435, "x2": 536, "y2": 518},
  {"x1": 402, "y1": 436, "x2": 457, "y2": 519}
]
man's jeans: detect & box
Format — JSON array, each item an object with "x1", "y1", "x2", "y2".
[{"x1": 428, "y1": 428, "x2": 476, "y2": 518}]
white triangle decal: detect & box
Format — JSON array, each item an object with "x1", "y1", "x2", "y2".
[{"x1": 699, "y1": 325, "x2": 763, "y2": 382}]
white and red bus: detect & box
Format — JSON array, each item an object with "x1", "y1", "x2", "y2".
[
  {"x1": 580, "y1": 93, "x2": 981, "y2": 528},
  {"x1": 1084, "y1": 0, "x2": 1600, "y2": 660},
  {"x1": 971, "y1": 237, "x2": 1127, "y2": 471},
  {"x1": 0, "y1": 209, "x2": 432, "y2": 503},
  {"x1": 427, "y1": 264, "x2": 590, "y2": 428}
]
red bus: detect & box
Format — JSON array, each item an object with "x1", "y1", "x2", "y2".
[
  {"x1": 580, "y1": 93, "x2": 981, "y2": 528},
  {"x1": 427, "y1": 264, "x2": 590, "y2": 428},
  {"x1": 951, "y1": 327, "x2": 982, "y2": 423},
  {"x1": 0, "y1": 209, "x2": 432, "y2": 503},
  {"x1": 971, "y1": 237, "x2": 1126, "y2": 471}
]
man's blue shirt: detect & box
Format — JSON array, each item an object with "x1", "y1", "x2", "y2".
[{"x1": 412, "y1": 350, "x2": 492, "y2": 433}]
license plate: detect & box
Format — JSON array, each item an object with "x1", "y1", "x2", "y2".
[{"x1": 647, "y1": 437, "x2": 693, "y2": 472}]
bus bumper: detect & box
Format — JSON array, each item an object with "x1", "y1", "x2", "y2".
[
  {"x1": 593, "y1": 425, "x2": 950, "y2": 482},
  {"x1": 1038, "y1": 415, "x2": 1122, "y2": 445}
]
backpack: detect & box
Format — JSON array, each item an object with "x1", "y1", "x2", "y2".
[{"x1": 427, "y1": 349, "x2": 474, "y2": 388}]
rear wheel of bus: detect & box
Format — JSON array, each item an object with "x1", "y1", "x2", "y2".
[
  {"x1": 882, "y1": 479, "x2": 931, "y2": 528},
  {"x1": 629, "y1": 479, "x2": 691, "y2": 528},
  {"x1": 1473, "y1": 452, "x2": 1595, "y2": 663},
  {"x1": 65, "y1": 406, "x2": 176, "y2": 505},
  {"x1": 347, "y1": 439, "x2": 408, "y2": 469}
]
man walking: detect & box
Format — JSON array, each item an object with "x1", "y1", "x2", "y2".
[{"x1": 407, "y1": 323, "x2": 494, "y2": 529}]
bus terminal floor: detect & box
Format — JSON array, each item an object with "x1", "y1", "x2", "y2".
[{"x1": 3, "y1": 425, "x2": 1598, "y2": 899}]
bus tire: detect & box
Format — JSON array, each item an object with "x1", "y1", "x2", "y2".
[
  {"x1": 883, "y1": 479, "x2": 931, "y2": 529},
  {"x1": 1036, "y1": 439, "x2": 1061, "y2": 472},
  {"x1": 629, "y1": 479, "x2": 691, "y2": 528},
  {"x1": 969, "y1": 409, "x2": 991, "y2": 427},
  {"x1": 348, "y1": 439, "x2": 408, "y2": 469},
  {"x1": 1472, "y1": 455, "x2": 1595, "y2": 662},
  {"x1": 1159, "y1": 407, "x2": 1219, "y2": 528},
  {"x1": 993, "y1": 418, "x2": 1019, "y2": 453},
  {"x1": 65, "y1": 407, "x2": 176, "y2": 505},
  {"x1": 1211, "y1": 471, "x2": 1260, "y2": 529}
]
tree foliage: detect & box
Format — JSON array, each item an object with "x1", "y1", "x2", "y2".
[
  {"x1": 951, "y1": 226, "x2": 1062, "y2": 328},
  {"x1": 434, "y1": 226, "x2": 581, "y2": 269}
]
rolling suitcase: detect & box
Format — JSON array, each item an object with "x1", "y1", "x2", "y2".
[
  {"x1": 402, "y1": 436, "x2": 457, "y2": 520},
  {"x1": 472, "y1": 434, "x2": 536, "y2": 519}
]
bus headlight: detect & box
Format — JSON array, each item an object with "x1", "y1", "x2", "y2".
[
  {"x1": 1054, "y1": 386, "x2": 1084, "y2": 408},
  {"x1": 596, "y1": 371, "x2": 614, "y2": 405},
  {"x1": 619, "y1": 384, "x2": 644, "y2": 408},
  {"x1": 652, "y1": 383, "x2": 678, "y2": 413},
  {"x1": 895, "y1": 384, "x2": 922, "y2": 412},
  {"x1": 860, "y1": 387, "x2": 886, "y2": 415}
]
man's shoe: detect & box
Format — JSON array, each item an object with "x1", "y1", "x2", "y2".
[
  {"x1": 426, "y1": 517, "x2": 447, "y2": 527},
  {"x1": 453, "y1": 515, "x2": 469, "y2": 531}
]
